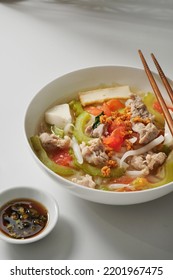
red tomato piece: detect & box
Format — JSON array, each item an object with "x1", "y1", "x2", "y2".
[
  {"x1": 153, "y1": 101, "x2": 173, "y2": 113},
  {"x1": 50, "y1": 149, "x2": 72, "y2": 166},
  {"x1": 153, "y1": 101, "x2": 163, "y2": 113},
  {"x1": 103, "y1": 135, "x2": 123, "y2": 151},
  {"x1": 103, "y1": 126, "x2": 125, "y2": 151},
  {"x1": 114, "y1": 176, "x2": 134, "y2": 185},
  {"x1": 106, "y1": 99, "x2": 124, "y2": 111},
  {"x1": 101, "y1": 103, "x2": 112, "y2": 116},
  {"x1": 111, "y1": 126, "x2": 126, "y2": 137},
  {"x1": 107, "y1": 121, "x2": 124, "y2": 134},
  {"x1": 84, "y1": 106, "x2": 103, "y2": 116}
]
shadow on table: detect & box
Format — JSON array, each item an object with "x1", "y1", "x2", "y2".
[
  {"x1": 3, "y1": 216, "x2": 75, "y2": 260},
  {"x1": 74, "y1": 191, "x2": 173, "y2": 259}
]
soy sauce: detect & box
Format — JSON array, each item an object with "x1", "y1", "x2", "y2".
[{"x1": 0, "y1": 199, "x2": 48, "y2": 239}]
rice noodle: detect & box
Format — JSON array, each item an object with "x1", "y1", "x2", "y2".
[
  {"x1": 71, "y1": 136, "x2": 83, "y2": 164},
  {"x1": 112, "y1": 156, "x2": 129, "y2": 168},
  {"x1": 128, "y1": 136, "x2": 137, "y2": 144},
  {"x1": 108, "y1": 183, "x2": 129, "y2": 190},
  {"x1": 126, "y1": 170, "x2": 145, "y2": 176},
  {"x1": 64, "y1": 123, "x2": 74, "y2": 135},
  {"x1": 120, "y1": 135, "x2": 164, "y2": 167}
]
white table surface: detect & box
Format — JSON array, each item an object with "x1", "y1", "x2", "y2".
[{"x1": 1, "y1": 0, "x2": 173, "y2": 260}]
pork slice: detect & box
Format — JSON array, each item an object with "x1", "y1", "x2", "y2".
[
  {"x1": 146, "y1": 152, "x2": 167, "y2": 170},
  {"x1": 80, "y1": 138, "x2": 108, "y2": 165},
  {"x1": 130, "y1": 154, "x2": 146, "y2": 170},
  {"x1": 85, "y1": 123, "x2": 105, "y2": 138},
  {"x1": 126, "y1": 94, "x2": 153, "y2": 119},
  {"x1": 132, "y1": 122, "x2": 159, "y2": 144},
  {"x1": 130, "y1": 152, "x2": 167, "y2": 175},
  {"x1": 72, "y1": 174, "x2": 96, "y2": 188},
  {"x1": 139, "y1": 123, "x2": 159, "y2": 144},
  {"x1": 39, "y1": 132, "x2": 71, "y2": 151}
]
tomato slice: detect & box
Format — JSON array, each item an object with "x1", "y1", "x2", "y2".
[
  {"x1": 106, "y1": 99, "x2": 124, "y2": 111},
  {"x1": 114, "y1": 175, "x2": 134, "y2": 184},
  {"x1": 153, "y1": 101, "x2": 173, "y2": 113},
  {"x1": 85, "y1": 106, "x2": 103, "y2": 116},
  {"x1": 107, "y1": 120, "x2": 120, "y2": 133},
  {"x1": 85, "y1": 99, "x2": 125, "y2": 117},
  {"x1": 103, "y1": 135, "x2": 123, "y2": 151},
  {"x1": 153, "y1": 101, "x2": 163, "y2": 113},
  {"x1": 102, "y1": 103, "x2": 112, "y2": 116},
  {"x1": 50, "y1": 149, "x2": 72, "y2": 166},
  {"x1": 103, "y1": 126, "x2": 125, "y2": 152}
]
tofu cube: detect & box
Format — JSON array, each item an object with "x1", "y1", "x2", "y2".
[
  {"x1": 79, "y1": 86, "x2": 132, "y2": 106},
  {"x1": 45, "y1": 104, "x2": 72, "y2": 129}
]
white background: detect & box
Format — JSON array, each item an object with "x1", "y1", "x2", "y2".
[{"x1": 0, "y1": 0, "x2": 173, "y2": 260}]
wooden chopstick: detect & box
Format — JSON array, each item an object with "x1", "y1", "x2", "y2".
[
  {"x1": 151, "y1": 53, "x2": 173, "y2": 104},
  {"x1": 138, "y1": 49, "x2": 173, "y2": 137}
]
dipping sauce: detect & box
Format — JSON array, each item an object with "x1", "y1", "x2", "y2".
[{"x1": 0, "y1": 198, "x2": 48, "y2": 239}]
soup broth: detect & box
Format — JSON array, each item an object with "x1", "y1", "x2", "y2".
[
  {"x1": 30, "y1": 85, "x2": 173, "y2": 192},
  {"x1": 0, "y1": 198, "x2": 48, "y2": 239}
]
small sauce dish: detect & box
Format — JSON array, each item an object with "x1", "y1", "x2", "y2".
[{"x1": 0, "y1": 186, "x2": 59, "y2": 244}]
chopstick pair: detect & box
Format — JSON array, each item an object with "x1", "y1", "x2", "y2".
[{"x1": 138, "y1": 50, "x2": 173, "y2": 137}]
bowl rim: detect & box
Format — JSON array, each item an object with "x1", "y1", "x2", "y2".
[{"x1": 0, "y1": 185, "x2": 59, "y2": 244}]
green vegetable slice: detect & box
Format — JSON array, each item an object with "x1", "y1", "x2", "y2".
[
  {"x1": 74, "y1": 160, "x2": 125, "y2": 178},
  {"x1": 30, "y1": 135, "x2": 76, "y2": 176},
  {"x1": 69, "y1": 100, "x2": 84, "y2": 117},
  {"x1": 73, "y1": 111, "x2": 93, "y2": 143},
  {"x1": 143, "y1": 92, "x2": 164, "y2": 127},
  {"x1": 51, "y1": 125, "x2": 64, "y2": 138}
]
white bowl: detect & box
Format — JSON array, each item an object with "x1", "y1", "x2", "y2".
[
  {"x1": 24, "y1": 66, "x2": 173, "y2": 205},
  {"x1": 0, "y1": 186, "x2": 59, "y2": 244}
]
